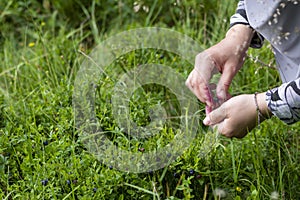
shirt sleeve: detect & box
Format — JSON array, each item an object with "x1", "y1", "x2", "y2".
[
  {"x1": 266, "y1": 78, "x2": 300, "y2": 124},
  {"x1": 229, "y1": 0, "x2": 264, "y2": 49}
]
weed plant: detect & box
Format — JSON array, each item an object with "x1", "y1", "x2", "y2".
[{"x1": 0, "y1": 0, "x2": 299, "y2": 199}]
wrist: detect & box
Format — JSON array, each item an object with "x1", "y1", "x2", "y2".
[
  {"x1": 226, "y1": 24, "x2": 254, "y2": 43},
  {"x1": 225, "y1": 24, "x2": 254, "y2": 54},
  {"x1": 256, "y1": 92, "x2": 273, "y2": 119}
]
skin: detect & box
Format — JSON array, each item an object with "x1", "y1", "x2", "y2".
[
  {"x1": 203, "y1": 93, "x2": 272, "y2": 138},
  {"x1": 186, "y1": 24, "x2": 273, "y2": 138}
]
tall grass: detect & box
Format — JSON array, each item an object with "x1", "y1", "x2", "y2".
[{"x1": 0, "y1": 0, "x2": 299, "y2": 199}]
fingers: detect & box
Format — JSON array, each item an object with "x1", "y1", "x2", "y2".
[
  {"x1": 205, "y1": 95, "x2": 256, "y2": 139},
  {"x1": 203, "y1": 103, "x2": 227, "y2": 126},
  {"x1": 186, "y1": 52, "x2": 218, "y2": 107},
  {"x1": 185, "y1": 69, "x2": 214, "y2": 108},
  {"x1": 216, "y1": 63, "x2": 236, "y2": 102},
  {"x1": 205, "y1": 105, "x2": 213, "y2": 115},
  {"x1": 216, "y1": 120, "x2": 247, "y2": 138}
]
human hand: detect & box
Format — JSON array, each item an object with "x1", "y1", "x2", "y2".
[
  {"x1": 185, "y1": 25, "x2": 254, "y2": 114},
  {"x1": 202, "y1": 93, "x2": 272, "y2": 138}
]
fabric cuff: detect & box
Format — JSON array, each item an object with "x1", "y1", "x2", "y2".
[{"x1": 266, "y1": 80, "x2": 300, "y2": 124}]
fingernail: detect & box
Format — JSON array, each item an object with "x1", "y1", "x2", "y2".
[{"x1": 203, "y1": 117, "x2": 210, "y2": 125}]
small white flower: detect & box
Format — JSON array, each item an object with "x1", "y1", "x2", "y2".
[
  {"x1": 270, "y1": 191, "x2": 279, "y2": 200},
  {"x1": 213, "y1": 188, "x2": 226, "y2": 198}
]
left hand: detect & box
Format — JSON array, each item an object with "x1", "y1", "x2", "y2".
[
  {"x1": 185, "y1": 25, "x2": 254, "y2": 114},
  {"x1": 203, "y1": 93, "x2": 271, "y2": 138}
]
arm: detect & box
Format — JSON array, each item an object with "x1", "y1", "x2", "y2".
[
  {"x1": 266, "y1": 78, "x2": 300, "y2": 124},
  {"x1": 230, "y1": 0, "x2": 264, "y2": 49},
  {"x1": 203, "y1": 79, "x2": 300, "y2": 138},
  {"x1": 203, "y1": 92, "x2": 272, "y2": 138},
  {"x1": 185, "y1": 24, "x2": 254, "y2": 114},
  {"x1": 186, "y1": 0, "x2": 265, "y2": 114}
]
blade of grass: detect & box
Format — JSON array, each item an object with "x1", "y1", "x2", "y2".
[{"x1": 124, "y1": 182, "x2": 160, "y2": 199}]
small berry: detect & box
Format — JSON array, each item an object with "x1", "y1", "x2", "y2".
[
  {"x1": 41, "y1": 179, "x2": 48, "y2": 186},
  {"x1": 66, "y1": 180, "x2": 71, "y2": 185},
  {"x1": 173, "y1": 172, "x2": 179, "y2": 178},
  {"x1": 189, "y1": 169, "x2": 195, "y2": 175},
  {"x1": 72, "y1": 179, "x2": 78, "y2": 184},
  {"x1": 196, "y1": 174, "x2": 202, "y2": 179},
  {"x1": 167, "y1": 153, "x2": 171, "y2": 157},
  {"x1": 109, "y1": 165, "x2": 113, "y2": 170},
  {"x1": 138, "y1": 147, "x2": 145, "y2": 152},
  {"x1": 148, "y1": 170, "x2": 154, "y2": 176},
  {"x1": 43, "y1": 141, "x2": 49, "y2": 146},
  {"x1": 159, "y1": 54, "x2": 165, "y2": 59},
  {"x1": 93, "y1": 188, "x2": 97, "y2": 192}
]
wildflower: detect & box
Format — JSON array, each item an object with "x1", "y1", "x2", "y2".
[
  {"x1": 41, "y1": 179, "x2": 48, "y2": 186},
  {"x1": 213, "y1": 188, "x2": 226, "y2": 199},
  {"x1": 236, "y1": 186, "x2": 242, "y2": 192},
  {"x1": 148, "y1": 170, "x2": 153, "y2": 175},
  {"x1": 189, "y1": 169, "x2": 195, "y2": 175},
  {"x1": 270, "y1": 191, "x2": 279, "y2": 200},
  {"x1": 173, "y1": 172, "x2": 179, "y2": 178},
  {"x1": 138, "y1": 147, "x2": 145, "y2": 152},
  {"x1": 41, "y1": 22, "x2": 46, "y2": 27},
  {"x1": 28, "y1": 42, "x2": 35, "y2": 47}
]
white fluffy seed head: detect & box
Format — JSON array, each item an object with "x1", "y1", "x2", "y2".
[
  {"x1": 213, "y1": 188, "x2": 226, "y2": 198},
  {"x1": 270, "y1": 191, "x2": 279, "y2": 200}
]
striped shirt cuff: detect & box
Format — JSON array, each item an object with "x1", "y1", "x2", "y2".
[
  {"x1": 266, "y1": 79, "x2": 300, "y2": 124},
  {"x1": 230, "y1": 0, "x2": 264, "y2": 48}
]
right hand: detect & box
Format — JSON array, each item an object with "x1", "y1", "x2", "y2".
[
  {"x1": 185, "y1": 24, "x2": 254, "y2": 114},
  {"x1": 203, "y1": 93, "x2": 271, "y2": 138}
]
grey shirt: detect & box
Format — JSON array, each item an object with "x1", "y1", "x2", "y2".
[{"x1": 230, "y1": 0, "x2": 300, "y2": 124}]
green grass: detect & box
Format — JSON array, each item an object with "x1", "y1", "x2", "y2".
[{"x1": 0, "y1": 0, "x2": 299, "y2": 199}]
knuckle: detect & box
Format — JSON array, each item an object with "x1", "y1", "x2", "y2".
[
  {"x1": 195, "y1": 52, "x2": 207, "y2": 63},
  {"x1": 195, "y1": 52, "x2": 203, "y2": 60},
  {"x1": 185, "y1": 79, "x2": 194, "y2": 89},
  {"x1": 185, "y1": 79, "x2": 190, "y2": 87}
]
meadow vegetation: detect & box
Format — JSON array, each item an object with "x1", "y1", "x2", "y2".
[{"x1": 0, "y1": 0, "x2": 299, "y2": 199}]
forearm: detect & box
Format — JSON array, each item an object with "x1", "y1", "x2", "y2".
[
  {"x1": 208, "y1": 24, "x2": 254, "y2": 70},
  {"x1": 226, "y1": 24, "x2": 254, "y2": 43},
  {"x1": 225, "y1": 24, "x2": 254, "y2": 54},
  {"x1": 230, "y1": 0, "x2": 264, "y2": 48}
]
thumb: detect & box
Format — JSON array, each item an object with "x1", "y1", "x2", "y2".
[{"x1": 203, "y1": 104, "x2": 227, "y2": 126}]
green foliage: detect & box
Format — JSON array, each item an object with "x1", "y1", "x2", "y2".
[{"x1": 0, "y1": 0, "x2": 299, "y2": 199}]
